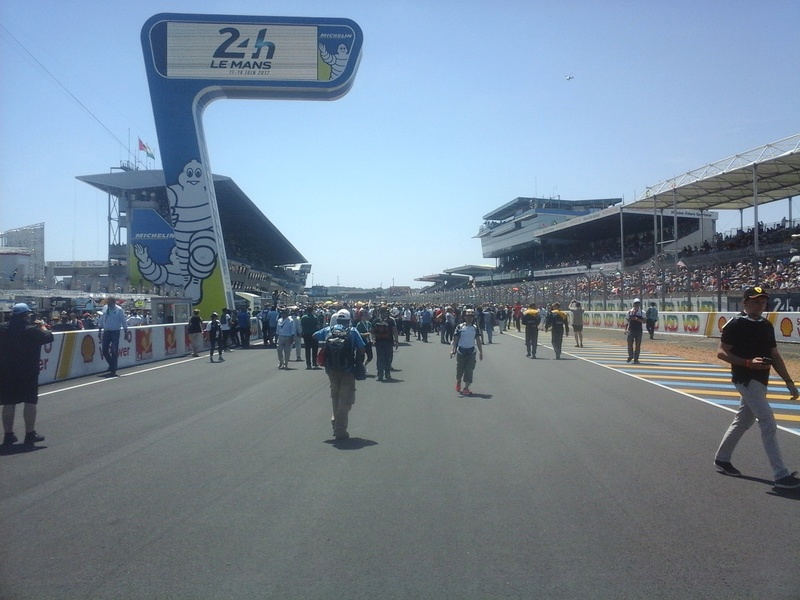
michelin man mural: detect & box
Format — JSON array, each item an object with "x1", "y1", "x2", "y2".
[
  {"x1": 318, "y1": 42, "x2": 350, "y2": 80},
  {"x1": 133, "y1": 159, "x2": 218, "y2": 304}
]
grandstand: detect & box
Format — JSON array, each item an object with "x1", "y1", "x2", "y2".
[
  {"x1": 417, "y1": 134, "x2": 800, "y2": 311},
  {"x1": 76, "y1": 165, "x2": 308, "y2": 299}
]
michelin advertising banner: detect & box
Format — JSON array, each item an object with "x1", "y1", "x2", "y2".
[{"x1": 139, "y1": 13, "x2": 362, "y2": 316}]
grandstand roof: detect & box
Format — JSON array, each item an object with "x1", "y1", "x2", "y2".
[
  {"x1": 532, "y1": 204, "x2": 710, "y2": 243},
  {"x1": 76, "y1": 169, "x2": 306, "y2": 266},
  {"x1": 443, "y1": 265, "x2": 495, "y2": 276},
  {"x1": 483, "y1": 197, "x2": 619, "y2": 221},
  {"x1": 627, "y1": 133, "x2": 800, "y2": 212},
  {"x1": 415, "y1": 273, "x2": 470, "y2": 283}
]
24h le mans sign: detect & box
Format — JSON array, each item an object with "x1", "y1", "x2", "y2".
[{"x1": 139, "y1": 14, "x2": 362, "y2": 316}]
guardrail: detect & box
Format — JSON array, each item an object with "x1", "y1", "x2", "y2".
[
  {"x1": 38, "y1": 318, "x2": 263, "y2": 385},
  {"x1": 585, "y1": 311, "x2": 800, "y2": 344}
]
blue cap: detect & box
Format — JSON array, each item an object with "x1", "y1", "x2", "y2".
[{"x1": 12, "y1": 303, "x2": 30, "y2": 315}]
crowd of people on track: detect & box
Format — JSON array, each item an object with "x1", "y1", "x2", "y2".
[{"x1": 4, "y1": 287, "x2": 800, "y2": 489}]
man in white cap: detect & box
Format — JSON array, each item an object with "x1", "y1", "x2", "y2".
[
  {"x1": 625, "y1": 298, "x2": 646, "y2": 364},
  {"x1": 1, "y1": 303, "x2": 54, "y2": 447},
  {"x1": 313, "y1": 309, "x2": 366, "y2": 440}
]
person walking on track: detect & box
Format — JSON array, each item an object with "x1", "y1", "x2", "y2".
[
  {"x1": 450, "y1": 308, "x2": 483, "y2": 396},
  {"x1": 714, "y1": 286, "x2": 800, "y2": 489}
]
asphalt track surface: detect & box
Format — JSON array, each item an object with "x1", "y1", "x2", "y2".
[{"x1": 2, "y1": 332, "x2": 799, "y2": 599}]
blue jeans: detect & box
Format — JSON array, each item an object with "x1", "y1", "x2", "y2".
[
  {"x1": 101, "y1": 330, "x2": 121, "y2": 374},
  {"x1": 716, "y1": 380, "x2": 790, "y2": 480}
]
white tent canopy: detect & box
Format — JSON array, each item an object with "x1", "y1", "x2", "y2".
[{"x1": 627, "y1": 133, "x2": 800, "y2": 212}]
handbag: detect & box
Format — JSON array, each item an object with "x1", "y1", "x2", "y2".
[{"x1": 316, "y1": 347, "x2": 326, "y2": 367}]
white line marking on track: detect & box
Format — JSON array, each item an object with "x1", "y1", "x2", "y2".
[
  {"x1": 505, "y1": 332, "x2": 800, "y2": 438},
  {"x1": 39, "y1": 356, "x2": 204, "y2": 396}
]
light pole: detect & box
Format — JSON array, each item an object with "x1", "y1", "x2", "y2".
[
  {"x1": 616, "y1": 270, "x2": 624, "y2": 311},
  {"x1": 586, "y1": 274, "x2": 592, "y2": 310}
]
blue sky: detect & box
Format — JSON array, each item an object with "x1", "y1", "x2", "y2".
[{"x1": 1, "y1": 0, "x2": 798, "y2": 289}]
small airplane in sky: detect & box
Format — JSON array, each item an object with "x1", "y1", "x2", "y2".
[{"x1": 565, "y1": 74, "x2": 574, "y2": 81}]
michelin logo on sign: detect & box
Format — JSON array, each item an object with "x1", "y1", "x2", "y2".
[{"x1": 134, "y1": 159, "x2": 218, "y2": 304}]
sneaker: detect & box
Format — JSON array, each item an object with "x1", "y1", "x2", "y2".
[
  {"x1": 455, "y1": 382, "x2": 461, "y2": 393},
  {"x1": 335, "y1": 432, "x2": 350, "y2": 440},
  {"x1": 23, "y1": 431, "x2": 45, "y2": 445},
  {"x1": 626, "y1": 357, "x2": 632, "y2": 363},
  {"x1": 462, "y1": 389, "x2": 472, "y2": 396},
  {"x1": 714, "y1": 460, "x2": 742, "y2": 477},
  {"x1": 774, "y1": 471, "x2": 800, "y2": 489},
  {"x1": 2, "y1": 432, "x2": 18, "y2": 446},
  {"x1": 218, "y1": 356, "x2": 225, "y2": 362}
]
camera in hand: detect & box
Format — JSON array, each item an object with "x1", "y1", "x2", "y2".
[{"x1": 760, "y1": 357, "x2": 773, "y2": 365}]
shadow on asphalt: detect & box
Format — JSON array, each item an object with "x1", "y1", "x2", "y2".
[
  {"x1": 325, "y1": 437, "x2": 378, "y2": 450},
  {"x1": 767, "y1": 488, "x2": 800, "y2": 500},
  {"x1": 459, "y1": 393, "x2": 494, "y2": 399},
  {"x1": 0, "y1": 444, "x2": 47, "y2": 456},
  {"x1": 718, "y1": 472, "x2": 800, "y2": 500}
]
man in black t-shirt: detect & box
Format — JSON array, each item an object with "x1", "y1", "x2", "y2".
[
  {"x1": 714, "y1": 286, "x2": 800, "y2": 489},
  {"x1": 1, "y1": 303, "x2": 54, "y2": 447},
  {"x1": 371, "y1": 305, "x2": 399, "y2": 382}
]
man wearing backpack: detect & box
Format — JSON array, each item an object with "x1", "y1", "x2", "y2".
[{"x1": 313, "y1": 309, "x2": 366, "y2": 440}]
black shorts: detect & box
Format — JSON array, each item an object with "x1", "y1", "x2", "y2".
[
  {"x1": 1, "y1": 382, "x2": 39, "y2": 405},
  {"x1": 572, "y1": 325, "x2": 583, "y2": 332}
]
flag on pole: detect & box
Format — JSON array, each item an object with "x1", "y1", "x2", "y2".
[{"x1": 138, "y1": 137, "x2": 155, "y2": 159}]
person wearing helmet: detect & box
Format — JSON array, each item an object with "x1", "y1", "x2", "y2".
[
  {"x1": 313, "y1": 309, "x2": 366, "y2": 440},
  {"x1": 1, "y1": 303, "x2": 54, "y2": 447}
]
